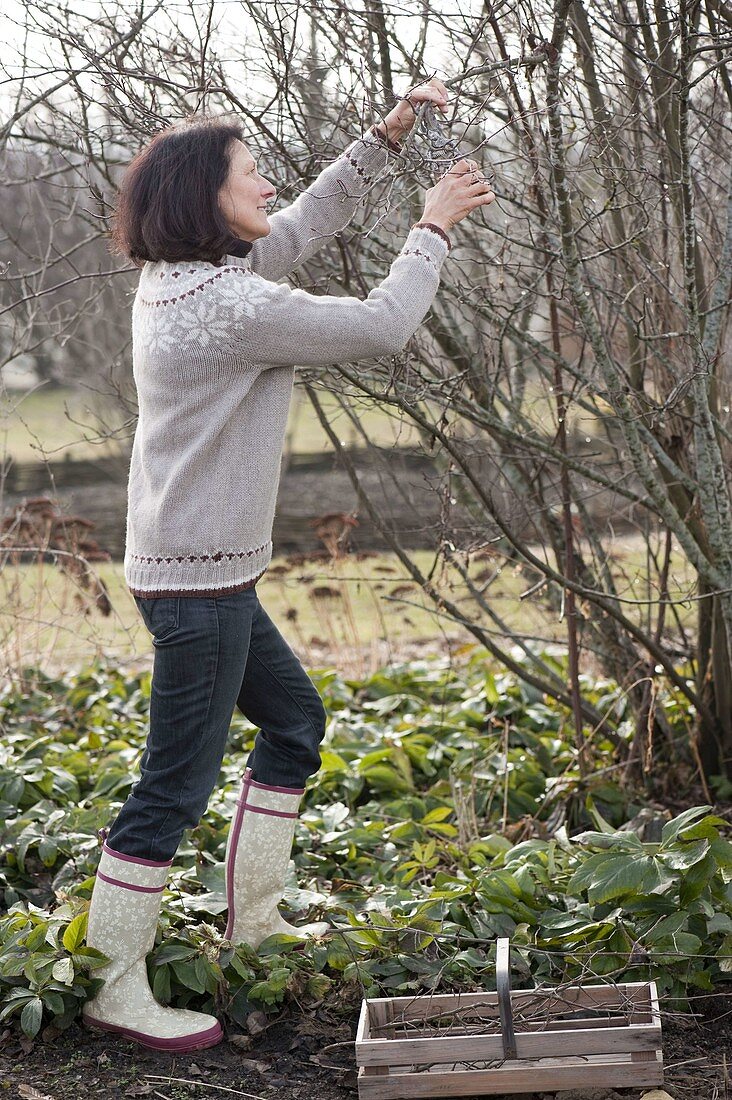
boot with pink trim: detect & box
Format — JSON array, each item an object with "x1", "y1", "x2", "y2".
[
  {"x1": 223, "y1": 768, "x2": 331, "y2": 949},
  {"x1": 82, "y1": 835, "x2": 223, "y2": 1052}
]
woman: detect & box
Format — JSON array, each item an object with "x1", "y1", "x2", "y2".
[{"x1": 82, "y1": 79, "x2": 495, "y2": 1052}]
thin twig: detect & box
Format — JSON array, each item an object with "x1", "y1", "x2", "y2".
[{"x1": 144, "y1": 1077, "x2": 267, "y2": 1099}]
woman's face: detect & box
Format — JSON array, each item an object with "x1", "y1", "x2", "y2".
[{"x1": 219, "y1": 139, "x2": 277, "y2": 242}]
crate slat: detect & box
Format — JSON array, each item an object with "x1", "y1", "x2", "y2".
[
  {"x1": 356, "y1": 1019, "x2": 661, "y2": 1067},
  {"x1": 366, "y1": 981, "x2": 653, "y2": 1024},
  {"x1": 356, "y1": 999, "x2": 370, "y2": 1045},
  {"x1": 368, "y1": 999, "x2": 393, "y2": 1077}
]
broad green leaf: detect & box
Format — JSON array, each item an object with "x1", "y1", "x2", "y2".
[
  {"x1": 421, "y1": 806, "x2": 454, "y2": 824},
  {"x1": 566, "y1": 853, "x2": 614, "y2": 894},
  {"x1": 171, "y1": 959, "x2": 207, "y2": 994},
  {"x1": 62, "y1": 912, "x2": 88, "y2": 952},
  {"x1": 71, "y1": 947, "x2": 109, "y2": 970},
  {"x1": 571, "y1": 854, "x2": 661, "y2": 904},
  {"x1": 0, "y1": 993, "x2": 33, "y2": 1023},
  {"x1": 152, "y1": 964, "x2": 171, "y2": 1003},
  {"x1": 40, "y1": 990, "x2": 65, "y2": 1016},
  {"x1": 661, "y1": 840, "x2": 710, "y2": 871},
  {"x1": 710, "y1": 836, "x2": 732, "y2": 869},
  {"x1": 37, "y1": 839, "x2": 59, "y2": 867},
  {"x1": 52, "y1": 958, "x2": 75, "y2": 986},
  {"x1": 679, "y1": 852, "x2": 717, "y2": 906},
  {"x1": 572, "y1": 830, "x2": 644, "y2": 852},
  {"x1": 707, "y1": 913, "x2": 732, "y2": 934},
  {"x1": 153, "y1": 943, "x2": 196, "y2": 966},
  {"x1": 20, "y1": 997, "x2": 43, "y2": 1038},
  {"x1": 645, "y1": 912, "x2": 689, "y2": 944},
  {"x1": 318, "y1": 750, "x2": 348, "y2": 774},
  {"x1": 194, "y1": 954, "x2": 219, "y2": 994},
  {"x1": 661, "y1": 807, "x2": 713, "y2": 846},
  {"x1": 652, "y1": 932, "x2": 702, "y2": 962},
  {"x1": 484, "y1": 673, "x2": 499, "y2": 705},
  {"x1": 228, "y1": 953, "x2": 255, "y2": 981},
  {"x1": 24, "y1": 922, "x2": 49, "y2": 951},
  {"x1": 678, "y1": 816, "x2": 727, "y2": 841}
]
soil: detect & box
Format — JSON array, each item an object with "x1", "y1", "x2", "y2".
[{"x1": 0, "y1": 998, "x2": 729, "y2": 1100}]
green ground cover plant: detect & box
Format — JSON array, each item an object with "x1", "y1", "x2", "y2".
[{"x1": 1, "y1": 651, "x2": 730, "y2": 1041}]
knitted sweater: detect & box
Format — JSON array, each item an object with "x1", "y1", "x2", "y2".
[{"x1": 123, "y1": 127, "x2": 452, "y2": 598}]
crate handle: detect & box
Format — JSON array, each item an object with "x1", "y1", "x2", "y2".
[{"x1": 496, "y1": 937, "x2": 517, "y2": 1060}]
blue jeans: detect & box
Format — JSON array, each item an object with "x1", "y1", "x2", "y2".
[{"x1": 105, "y1": 588, "x2": 327, "y2": 862}]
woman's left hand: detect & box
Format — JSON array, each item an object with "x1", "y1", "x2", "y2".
[{"x1": 376, "y1": 77, "x2": 449, "y2": 143}]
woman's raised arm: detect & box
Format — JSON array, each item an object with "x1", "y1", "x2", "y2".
[
  {"x1": 246, "y1": 128, "x2": 399, "y2": 283},
  {"x1": 232, "y1": 222, "x2": 451, "y2": 368}
]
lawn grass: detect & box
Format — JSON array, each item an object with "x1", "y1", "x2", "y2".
[
  {"x1": 1, "y1": 380, "x2": 595, "y2": 464},
  {"x1": 1, "y1": 537, "x2": 696, "y2": 681},
  {"x1": 1, "y1": 384, "x2": 423, "y2": 465},
  {"x1": 0, "y1": 551, "x2": 508, "y2": 678},
  {"x1": 0, "y1": 384, "x2": 129, "y2": 464}
]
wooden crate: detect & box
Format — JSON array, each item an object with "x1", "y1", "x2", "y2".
[{"x1": 355, "y1": 939, "x2": 663, "y2": 1098}]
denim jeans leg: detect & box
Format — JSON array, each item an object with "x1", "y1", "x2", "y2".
[
  {"x1": 236, "y1": 594, "x2": 326, "y2": 788},
  {"x1": 106, "y1": 589, "x2": 258, "y2": 862}
]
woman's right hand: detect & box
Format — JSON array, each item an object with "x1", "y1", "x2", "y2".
[{"x1": 421, "y1": 158, "x2": 495, "y2": 233}]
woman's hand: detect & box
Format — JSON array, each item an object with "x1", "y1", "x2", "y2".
[
  {"x1": 421, "y1": 158, "x2": 495, "y2": 233},
  {"x1": 373, "y1": 77, "x2": 449, "y2": 145}
]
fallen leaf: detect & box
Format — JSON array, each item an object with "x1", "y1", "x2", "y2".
[
  {"x1": 229, "y1": 1034, "x2": 254, "y2": 1051},
  {"x1": 641, "y1": 1093, "x2": 675, "y2": 1100},
  {"x1": 18, "y1": 1087, "x2": 54, "y2": 1100},
  {"x1": 124, "y1": 1086, "x2": 154, "y2": 1097},
  {"x1": 187, "y1": 1064, "x2": 203, "y2": 1077},
  {"x1": 237, "y1": 1059, "x2": 269, "y2": 1074},
  {"x1": 295, "y1": 1016, "x2": 334, "y2": 1037},
  {"x1": 246, "y1": 1010, "x2": 268, "y2": 1035}
]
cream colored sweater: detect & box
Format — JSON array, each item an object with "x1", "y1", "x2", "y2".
[{"x1": 123, "y1": 128, "x2": 452, "y2": 598}]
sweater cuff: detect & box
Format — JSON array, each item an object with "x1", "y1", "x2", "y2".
[
  {"x1": 367, "y1": 123, "x2": 403, "y2": 155},
  {"x1": 412, "y1": 221, "x2": 452, "y2": 252},
  {"x1": 400, "y1": 223, "x2": 450, "y2": 271}
]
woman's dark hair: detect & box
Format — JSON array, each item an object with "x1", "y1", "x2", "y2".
[{"x1": 111, "y1": 117, "x2": 246, "y2": 265}]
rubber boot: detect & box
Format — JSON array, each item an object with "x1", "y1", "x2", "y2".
[
  {"x1": 223, "y1": 768, "x2": 330, "y2": 949},
  {"x1": 82, "y1": 838, "x2": 223, "y2": 1051}
]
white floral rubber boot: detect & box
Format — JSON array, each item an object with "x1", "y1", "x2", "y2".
[
  {"x1": 82, "y1": 836, "x2": 223, "y2": 1052},
  {"x1": 223, "y1": 768, "x2": 331, "y2": 949}
]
